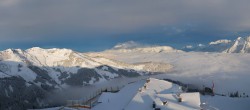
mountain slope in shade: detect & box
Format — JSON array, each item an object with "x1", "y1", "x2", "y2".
[{"x1": 0, "y1": 47, "x2": 172, "y2": 110}]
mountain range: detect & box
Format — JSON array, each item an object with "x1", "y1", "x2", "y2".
[
  {"x1": 183, "y1": 36, "x2": 250, "y2": 53},
  {"x1": 1, "y1": 36, "x2": 250, "y2": 109},
  {"x1": 109, "y1": 36, "x2": 250, "y2": 53}
]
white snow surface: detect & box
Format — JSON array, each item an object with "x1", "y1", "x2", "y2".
[
  {"x1": 92, "y1": 80, "x2": 145, "y2": 110},
  {"x1": 92, "y1": 78, "x2": 201, "y2": 110},
  {"x1": 125, "y1": 78, "x2": 201, "y2": 110}
]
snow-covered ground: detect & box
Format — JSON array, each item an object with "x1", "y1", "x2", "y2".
[
  {"x1": 124, "y1": 78, "x2": 201, "y2": 110},
  {"x1": 93, "y1": 78, "x2": 201, "y2": 110},
  {"x1": 87, "y1": 51, "x2": 250, "y2": 110},
  {"x1": 38, "y1": 77, "x2": 250, "y2": 110},
  {"x1": 2, "y1": 47, "x2": 250, "y2": 110},
  {"x1": 44, "y1": 78, "x2": 201, "y2": 110},
  {"x1": 92, "y1": 79, "x2": 145, "y2": 110},
  {"x1": 201, "y1": 95, "x2": 250, "y2": 110}
]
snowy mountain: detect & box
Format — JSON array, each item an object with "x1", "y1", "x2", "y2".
[
  {"x1": 224, "y1": 37, "x2": 250, "y2": 53},
  {"x1": 0, "y1": 47, "x2": 172, "y2": 110},
  {"x1": 183, "y1": 36, "x2": 250, "y2": 53}
]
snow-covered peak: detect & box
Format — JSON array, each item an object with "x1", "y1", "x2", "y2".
[
  {"x1": 209, "y1": 39, "x2": 231, "y2": 45},
  {"x1": 225, "y1": 36, "x2": 250, "y2": 53},
  {"x1": 26, "y1": 47, "x2": 43, "y2": 51},
  {"x1": 0, "y1": 49, "x2": 23, "y2": 61},
  {"x1": 26, "y1": 47, "x2": 73, "y2": 54},
  {"x1": 24, "y1": 47, "x2": 104, "y2": 68},
  {"x1": 235, "y1": 37, "x2": 245, "y2": 45},
  {"x1": 1, "y1": 48, "x2": 16, "y2": 55}
]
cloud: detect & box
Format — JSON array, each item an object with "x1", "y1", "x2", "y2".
[
  {"x1": 0, "y1": 0, "x2": 20, "y2": 7},
  {"x1": 0, "y1": 0, "x2": 250, "y2": 50},
  {"x1": 113, "y1": 41, "x2": 145, "y2": 49}
]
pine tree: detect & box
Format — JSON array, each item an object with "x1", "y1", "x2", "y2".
[
  {"x1": 230, "y1": 92, "x2": 234, "y2": 97},
  {"x1": 235, "y1": 91, "x2": 239, "y2": 97}
]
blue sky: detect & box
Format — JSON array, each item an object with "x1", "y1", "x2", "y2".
[{"x1": 1, "y1": 0, "x2": 250, "y2": 52}]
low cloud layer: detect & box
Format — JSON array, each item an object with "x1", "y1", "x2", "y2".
[{"x1": 1, "y1": 0, "x2": 250, "y2": 51}]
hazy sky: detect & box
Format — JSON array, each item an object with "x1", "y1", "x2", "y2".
[{"x1": 1, "y1": 0, "x2": 250, "y2": 51}]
